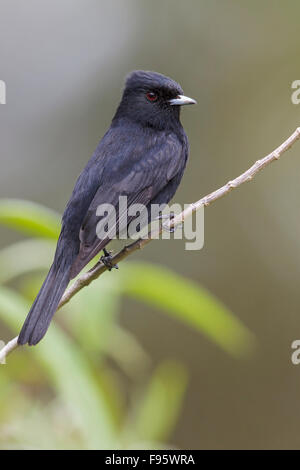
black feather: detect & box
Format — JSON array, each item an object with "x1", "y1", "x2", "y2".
[{"x1": 18, "y1": 70, "x2": 193, "y2": 345}]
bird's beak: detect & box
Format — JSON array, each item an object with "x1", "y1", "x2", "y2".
[{"x1": 169, "y1": 95, "x2": 197, "y2": 106}]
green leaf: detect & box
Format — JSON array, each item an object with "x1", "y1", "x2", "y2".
[
  {"x1": 104, "y1": 326, "x2": 151, "y2": 378},
  {"x1": 125, "y1": 361, "x2": 188, "y2": 443},
  {"x1": 120, "y1": 262, "x2": 255, "y2": 357},
  {"x1": 66, "y1": 274, "x2": 120, "y2": 354},
  {"x1": 65, "y1": 275, "x2": 150, "y2": 378},
  {"x1": 0, "y1": 238, "x2": 55, "y2": 284},
  {"x1": 0, "y1": 199, "x2": 60, "y2": 239},
  {"x1": 0, "y1": 286, "x2": 116, "y2": 449}
]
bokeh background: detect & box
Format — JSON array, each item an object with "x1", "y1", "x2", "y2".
[{"x1": 1, "y1": 0, "x2": 300, "y2": 449}]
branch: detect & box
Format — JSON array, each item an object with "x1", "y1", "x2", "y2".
[
  {"x1": 1, "y1": 127, "x2": 300, "y2": 364},
  {"x1": 0, "y1": 337, "x2": 18, "y2": 364}
]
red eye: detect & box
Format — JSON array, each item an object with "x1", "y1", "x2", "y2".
[{"x1": 146, "y1": 92, "x2": 158, "y2": 102}]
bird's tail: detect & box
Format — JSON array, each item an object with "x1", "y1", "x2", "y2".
[{"x1": 18, "y1": 245, "x2": 74, "y2": 346}]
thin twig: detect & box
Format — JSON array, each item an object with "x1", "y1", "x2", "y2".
[
  {"x1": 1, "y1": 127, "x2": 300, "y2": 364},
  {"x1": 0, "y1": 337, "x2": 18, "y2": 363}
]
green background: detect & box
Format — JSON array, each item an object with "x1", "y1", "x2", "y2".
[{"x1": 0, "y1": 0, "x2": 300, "y2": 449}]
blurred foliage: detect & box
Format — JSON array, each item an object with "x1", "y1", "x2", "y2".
[
  {"x1": 0, "y1": 199, "x2": 60, "y2": 239},
  {"x1": 0, "y1": 200, "x2": 254, "y2": 449}
]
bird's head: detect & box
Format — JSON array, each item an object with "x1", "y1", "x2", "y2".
[{"x1": 113, "y1": 70, "x2": 196, "y2": 130}]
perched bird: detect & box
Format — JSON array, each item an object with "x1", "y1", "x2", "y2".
[{"x1": 18, "y1": 70, "x2": 196, "y2": 346}]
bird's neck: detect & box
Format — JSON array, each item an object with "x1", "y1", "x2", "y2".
[{"x1": 112, "y1": 107, "x2": 183, "y2": 134}]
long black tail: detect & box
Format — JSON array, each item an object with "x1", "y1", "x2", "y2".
[{"x1": 18, "y1": 243, "x2": 75, "y2": 346}]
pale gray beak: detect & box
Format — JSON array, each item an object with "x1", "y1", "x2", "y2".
[{"x1": 169, "y1": 94, "x2": 197, "y2": 106}]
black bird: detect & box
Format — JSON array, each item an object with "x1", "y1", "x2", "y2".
[{"x1": 18, "y1": 70, "x2": 196, "y2": 346}]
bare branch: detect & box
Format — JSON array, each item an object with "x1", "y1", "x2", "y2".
[
  {"x1": 0, "y1": 337, "x2": 18, "y2": 364},
  {"x1": 1, "y1": 127, "x2": 300, "y2": 364}
]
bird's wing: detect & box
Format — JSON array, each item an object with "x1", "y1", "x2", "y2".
[{"x1": 69, "y1": 129, "x2": 184, "y2": 278}]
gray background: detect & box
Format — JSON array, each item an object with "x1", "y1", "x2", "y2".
[{"x1": 1, "y1": 0, "x2": 300, "y2": 449}]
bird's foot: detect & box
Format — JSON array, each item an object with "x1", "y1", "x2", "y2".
[
  {"x1": 100, "y1": 248, "x2": 119, "y2": 271},
  {"x1": 156, "y1": 212, "x2": 182, "y2": 233}
]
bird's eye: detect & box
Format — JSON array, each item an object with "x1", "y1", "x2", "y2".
[{"x1": 146, "y1": 92, "x2": 158, "y2": 102}]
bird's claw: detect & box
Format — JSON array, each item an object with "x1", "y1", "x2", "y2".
[{"x1": 100, "y1": 248, "x2": 119, "y2": 271}]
